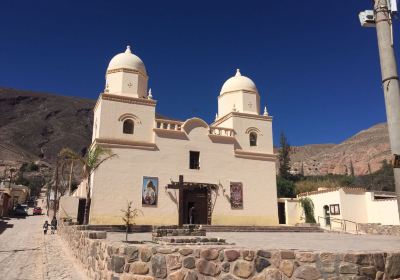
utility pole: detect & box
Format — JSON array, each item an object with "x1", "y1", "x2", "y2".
[
  {"x1": 53, "y1": 159, "x2": 59, "y2": 218},
  {"x1": 371, "y1": 0, "x2": 400, "y2": 220}
]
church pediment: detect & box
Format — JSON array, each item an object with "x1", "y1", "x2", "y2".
[{"x1": 182, "y1": 118, "x2": 209, "y2": 135}]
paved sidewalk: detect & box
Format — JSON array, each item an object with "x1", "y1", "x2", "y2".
[
  {"x1": 43, "y1": 231, "x2": 87, "y2": 280},
  {"x1": 0, "y1": 216, "x2": 43, "y2": 280},
  {"x1": 0, "y1": 213, "x2": 87, "y2": 280}
]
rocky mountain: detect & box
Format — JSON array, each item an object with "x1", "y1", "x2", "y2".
[
  {"x1": 290, "y1": 123, "x2": 391, "y2": 176},
  {"x1": 0, "y1": 88, "x2": 392, "y2": 178},
  {"x1": 0, "y1": 88, "x2": 94, "y2": 174}
]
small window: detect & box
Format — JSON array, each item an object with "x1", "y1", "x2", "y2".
[
  {"x1": 123, "y1": 119, "x2": 134, "y2": 134},
  {"x1": 330, "y1": 204, "x2": 340, "y2": 215},
  {"x1": 249, "y1": 132, "x2": 257, "y2": 146},
  {"x1": 189, "y1": 151, "x2": 200, "y2": 170}
]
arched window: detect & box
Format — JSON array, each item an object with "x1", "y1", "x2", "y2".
[
  {"x1": 123, "y1": 119, "x2": 134, "y2": 134},
  {"x1": 249, "y1": 132, "x2": 257, "y2": 146}
]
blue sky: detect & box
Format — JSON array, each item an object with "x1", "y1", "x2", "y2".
[{"x1": 0, "y1": 0, "x2": 393, "y2": 146}]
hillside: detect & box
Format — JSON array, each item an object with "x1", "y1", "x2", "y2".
[
  {"x1": 0, "y1": 88, "x2": 94, "y2": 173},
  {"x1": 290, "y1": 123, "x2": 391, "y2": 176}
]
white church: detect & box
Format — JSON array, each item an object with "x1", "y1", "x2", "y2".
[{"x1": 75, "y1": 46, "x2": 278, "y2": 226}]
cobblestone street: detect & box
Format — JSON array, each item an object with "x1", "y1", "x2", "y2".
[{"x1": 0, "y1": 213, "x2": 87, "y2": 280}]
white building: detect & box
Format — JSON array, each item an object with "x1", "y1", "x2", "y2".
[
  {"x1": 279, "y1": 187, "x2": 399, "y2": 230},
  {"x1": 84, "y1": 46, "x2": 278, "y2": 226}
]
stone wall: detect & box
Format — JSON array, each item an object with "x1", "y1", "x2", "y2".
[
  {"x1": 59, "y1": 223, "x2": 400, "y2": 280},
  {"x1": 358, "y1": 223, "x2": 400, "y2": 237}
]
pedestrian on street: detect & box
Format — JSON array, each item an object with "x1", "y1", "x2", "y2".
[
  {"x1": 43, "y1": 220, "x2": 49, "y2": 234},
  {"x1": 51, "y1": 216, "x2": 57, "y2": 234}
]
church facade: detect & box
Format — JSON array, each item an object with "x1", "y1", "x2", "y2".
[{"x1": 88, "y1": 46, "x2": 278, "y2": 225}]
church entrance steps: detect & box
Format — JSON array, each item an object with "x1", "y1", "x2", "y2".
[
  {"x1": 201, "y1": 225, "x2": 324, "y2": 232},
  {"x1": 153, "y1": 236, "x2": 228, "y2": 245},
  {"x1": 74, "y1": 224, "x2": 153, "y2": 232},
  {"x1": 152, "y1": 225, "x2": 206, "y2": 237}
]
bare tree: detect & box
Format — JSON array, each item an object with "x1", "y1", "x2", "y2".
[{"x1": 121, "y1": 201, "x2": 143, "y2": 242}]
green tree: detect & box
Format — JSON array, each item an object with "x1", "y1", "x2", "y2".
[
  {"x1": 278, "y1": 132, "x2": 291, "y2": 180},
  {"x1": 277, "y1": 177, "x2": 296, "y2": 198},
  {"x1": 355, "y1": 159, "x2": 394, "y2": 192},
  {"x1": 299, "y1": 197, "x2": 316, "y2": 223},
  {"x1": 349, "y1": 160, "x2": 355, "y2": 177},
  {"x1": 300, "y1": 162, "x2": 305, "y2": 177},
  {"x1": 59, "y1": 146, "x2": 116, "y2": 224}
]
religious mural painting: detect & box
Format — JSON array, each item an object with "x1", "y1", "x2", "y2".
[
  {"x1": 142, "y1": 177, "x2": 158, "y2": 206},
  {"x1": 230, "y1": 182, "x2": 243, "y2": 209}
]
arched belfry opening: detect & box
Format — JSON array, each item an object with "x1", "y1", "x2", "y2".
[
  {"x1": 123, "y1": 119, "x2": 134, "y2": 134},
  {"x1": 249, "y1": 132, "x2": 257, "y2": 146}
]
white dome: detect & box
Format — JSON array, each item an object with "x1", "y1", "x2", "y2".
[
  {"x1": 107, "y1": 46, "x2": 147, "y2": 75},
  {"x1": 220, "y1": 69, "x2": 258, "y2": 95}
]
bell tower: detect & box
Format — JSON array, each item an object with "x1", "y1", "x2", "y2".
[
  {"x1": 92, "y1": 46, "x2": 156, "y2": 145},
  {"x1": 105, "y1": 46, "x2": 148, "y2": 98},
  {"x1": 217, "y1": 69, "x2": 260, "y2": 118}
]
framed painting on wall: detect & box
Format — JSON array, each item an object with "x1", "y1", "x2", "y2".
[
  {"x1": 230, "y1": 182, "x2": 243, "y2": 209},
  {"x1": 142, "y1": 177, "x2": 158, "y2": 206}
]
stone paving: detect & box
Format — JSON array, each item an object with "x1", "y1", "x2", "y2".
[
  {"x1": 107, "y1": 231, "x2": 400, "y2": 252},
  {"x1": 0, "y1": 212, "x2": 87, "y2": 280},
  {"x1": 43, "y1": 228, "x2": 87, "y2": 280}
]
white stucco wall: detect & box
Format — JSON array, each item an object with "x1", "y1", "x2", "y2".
[
  {"x1": 96, "y1": 99, "x2": 155, "y2": 143},
  {"x1": 364, "y1": 193, "x2": 400, "y2": 225},
  {"x1": 299, "y1": 189, "x2": 399, "y2": 229},
  {"x1": 278, "y1": 198, "x2": 302, "y2": 225},
  {"x1": 59, "y1": 196, "x2": 79, "y2": 222},
  {"x1": 218, "y1": 91, "x2": 259, "y2": 117},
  {"x1": 72, "y1": 179, "x2": 86, "y2": 198},
  {"x1": 106, "y1": 71, "x2": 148, "y2": 98},
  {"x1": 302, "y1": 190, "x2": 342, "y2": 229},
  {"x1": 89, "y1": 122, "x2": 278, "y2": 225},
  {"x1": 339, "y1": 189, "x2": 368, "y2": 223}
]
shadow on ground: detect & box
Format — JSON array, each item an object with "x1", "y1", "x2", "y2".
[{"x1": 0, "y1": 218, "x2": 14, "y2": 235}]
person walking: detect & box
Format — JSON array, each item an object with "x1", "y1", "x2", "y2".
[
  {"x1": 51, "y1": 216, "x2": 57, "y2": 234},
  {"x1": 43, "y1": 220, "x2": 49, "y2": 234}
]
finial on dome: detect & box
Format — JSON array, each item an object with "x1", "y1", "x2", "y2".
[
  {"x1": 263, "y1": 106, "x2": 269, "y2": 116},
  {"x1": 148, "y1": 88, "x2": 153, "y2": 99},
  {"x1": 125, "y1": 45, "x2": 132, "y2": 54},
  {"x1": 235, "y1": 69, "x2": 241, "y2": 77}
]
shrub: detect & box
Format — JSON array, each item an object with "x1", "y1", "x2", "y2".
[{"x1": 299, "y1": 197, "x2": 316, "y2": 223}]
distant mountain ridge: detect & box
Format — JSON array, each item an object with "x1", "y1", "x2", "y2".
[
  {"x1": 0, "y1": 88, "x2": 94, "y2": 167},
  {"x1": 289, "y1": 123, "x2": 391, "y2": 176},
  {"x1": 0, "y1": 88, "x2": 392, "y2": 177}
]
